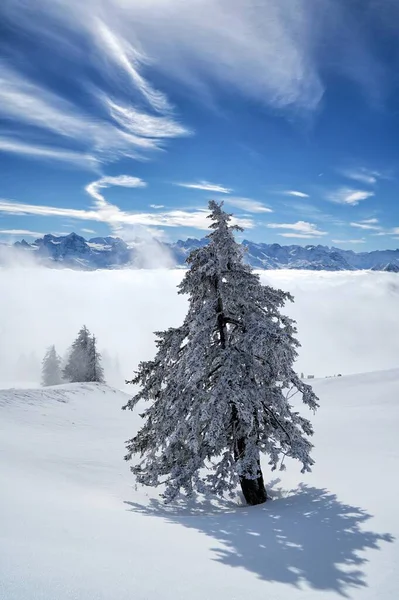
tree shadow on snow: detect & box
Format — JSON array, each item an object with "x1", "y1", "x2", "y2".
[{"x1": 125, "y1": 482, "x2": 394, "y2": 597}]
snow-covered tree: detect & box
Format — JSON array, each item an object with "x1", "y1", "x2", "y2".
[
  {"x1": 87, "y1": 335, "x2": 105, "y2": 383},
  {"x1": 41, "y1": 345, "x2": 62, "y2": 386},
  {"x1": 63, "y1": 326, "x2": 105, "y2": 383},
  {"x1": 123, "y1": 201, "x2": 319, "y2": 505},
  {"x1": 63, "y1": 325, "x2": 91, "y2": 383}
]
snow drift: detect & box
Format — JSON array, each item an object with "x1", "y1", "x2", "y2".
[{"x1": 0, "y1": 374, "x2": 397, "y2": 599}]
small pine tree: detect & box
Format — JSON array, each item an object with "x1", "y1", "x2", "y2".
[
  {"x1": 41, "y1": 345, "x2": 62, "y2": 386},
  {"x1": 123, "y1": 201, "x2": 319, "y2": 505},
  {"x1": 87, "y1": 335, "x2": 105, "y2": 383},
  {"x1": 63, "y1": 325, "x2": 91, "y2": 383}
]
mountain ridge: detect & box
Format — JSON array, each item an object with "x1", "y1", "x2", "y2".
[{"x1": 1, "y1": 231, "x2": 399, "y2": 271}]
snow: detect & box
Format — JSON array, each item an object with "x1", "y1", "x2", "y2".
[
  {"x1": 86, "y1": 242, "x2": 113, "y2": 250},
  {"x1": 1, "y1": 373, "x2": 397, "y2": 599}
]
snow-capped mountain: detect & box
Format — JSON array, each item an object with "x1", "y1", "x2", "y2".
[{"x1": 2, "y1": 232, "x2": 399, "y2": 271}]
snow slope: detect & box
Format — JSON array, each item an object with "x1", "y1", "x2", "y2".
[{"x1": 0, "y1": 375, "x2": 397, "y2": 600}]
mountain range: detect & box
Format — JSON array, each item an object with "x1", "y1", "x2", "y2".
[{"x1": 1, "y1": 232, "x2": 399, "y2": 272}]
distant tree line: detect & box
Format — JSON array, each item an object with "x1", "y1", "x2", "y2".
[{"x1": 41, "y1": 325, "x2": 104, "y2": 386}]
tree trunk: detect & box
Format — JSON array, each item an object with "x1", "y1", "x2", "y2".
[
  {"x1": 236, "y1": 436, "x2": 267, "y2": 505},
  {"x1": 239, "y1": 462, "x2": 267, "y2": 505}
]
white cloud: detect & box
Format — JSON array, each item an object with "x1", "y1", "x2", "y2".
[
  {"x1": 105, "y1": 99, "x2": 190, "y2": 139},
  {"x1": 0, "y1": 0, "x2": 391, "y2": 177},
  {"x1": 0, "y1": 48, "x2": 189, "y2": 166},
  {"x1": 25, "y1": 0, "x2": 326, "y2": 112},
  {"x1": 327, "y1": 188, "x2": 374, "y2": 206},
  {"x1": 0, "y1": 229, "x2": 43, "y2": 237},
  {"x1": 0, "y1": 199, "x2": 100, "y2": 221},
  {"x1": 332, "y1": 238, "x2": 366, "y2": 245},
  {"x1": 361, "y1": 218, "x2": 379, "y2": 224},
  {"x1": 85, "y1": 175, "x2": 147, "y2": 207},
  {"x1": 175, "y1": 181, "x2": 232, "y2": 194},
  {"x1": 150, "y1": 204, "x2": 164, "y2": 209},
  {"x1": 94, "y1": 20, "x2": 171, "y2": 114},
  {"x1": 267, "y1": 220, "x2": 327, "y2": 237},
  {"x1": 225, "y1": 197, "x2": 272, "y2": 213},
  {"x1": 0, "y1": 137, "x2": 99, "y2": 168},
  {"x1": 0, "y1": 0, "x2": 391, "y2": 164},
  {"x1": 278, "y1": 233, "x2": 323, "y2": 239},
  {"x1": 283, "y1": 190, "x2": 310, "y2": 198},
  {"x1": 81, "y1": 228, "x2": 96, "y2": 234},
  {"x1": 350, "y1": 221, "x2": 381, "y2": 231},
  {"x1": 340, "y1": 168, "x2": 380, "y2": 185},
  {"x1": 0, "y1": 195, "x2": 253, "y2": 231}
]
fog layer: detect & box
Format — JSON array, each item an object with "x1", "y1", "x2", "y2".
[{"x1": 1, "y1": 268, "x2": 398, "y2": 387}]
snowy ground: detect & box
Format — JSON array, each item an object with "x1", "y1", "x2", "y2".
[{"x1": 1, "y1": 373, "x2": 397, "y2": 600}]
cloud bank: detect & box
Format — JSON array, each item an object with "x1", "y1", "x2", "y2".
[{"x1": 1, "y1": 268, "x2": 399, "y2": 388}]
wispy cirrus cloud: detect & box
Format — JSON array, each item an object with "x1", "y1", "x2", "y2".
[
  {"x1": 373, "y1": 227, "x2": 399, "y2": 237},
  {"x1": 326, "y1": 188, "x2": 375, "y2": 206},
  {"x1": 267, "y1": 220, "x2": 327, "y2": 238},
  {"x1": 348, "y1": 219, "x2": 399, "y2": 238},
  {"x1": 0, "y1": 175, "x2": 253, "y2": 231},
  {"x1": 338, "y1": 167, "x2": 392, "y2": 186},
  {"x1": 79, "y1": 0, "x2": 391, "y2": 112},
  {"x1": 361, "y1": 218, "x2": 379, "y2": 224},
  {"x1": 0, "y1": 198, "x2": 253, "y2": 230},
  {"x1": 2, "y1": 0, "x2": 390, "y2": 135},
  {"x1": 0, "y1": 229, "x2": 44, "y2": 237},
  {"x1": 175, "y1": 181, "x2": 232, "y2": 193},
  {"x1": 332, "y1": 238, "x2": 366, "y2": 245},
  {"x1": 340, "y1": 168, "x2": 381, "y2": 186},
  {"x1": 94, "y1": 20, "x2": 171, "y2": 114},
  {"x1": 350, "y1": 219, "x2": 381, "y2": 231},
  {"x1": 85, "y1": 175, "x2": 147, "y2": 206},
  {"x1": 283, "y1": 190, "x2": 310, "y2": 198},
  {"x1": 282, "y1": 200, "x2": 339, "y2": 224},
  {"x1": 0, "y1": 136, "x2": 99, "y2": 168},
  {"x1": 225, "y1": 197, "x2": 272, "y2": 213},
  {"x1": 0, "y1": 12, "x2": 190, "y2": 167}
]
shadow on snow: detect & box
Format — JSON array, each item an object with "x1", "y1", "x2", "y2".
[{"x1": 125, "y1": 482, "x2": 394, "y2": 597}]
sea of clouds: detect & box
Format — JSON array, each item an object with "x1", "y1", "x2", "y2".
[{"x1": 1, "y1": 266, "x2": 399, "y2": 387}]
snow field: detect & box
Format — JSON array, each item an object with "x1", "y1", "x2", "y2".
[{"x1": 1, "y1": 372, "x2": 398, "y2": 599}]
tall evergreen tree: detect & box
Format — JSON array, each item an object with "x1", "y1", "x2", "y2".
[
  {"x1": 87, "y1": 335, "x2": 105, "y2": 383},
  {"x1": 123, "y1": 202, "x2": 319, "y2": 505},
  {"x1": 63, "y1": 325, "x2": 91, "y2": 383},
  {"x1": 41, "y1": 345, "x2": 62, "y2": 386}
]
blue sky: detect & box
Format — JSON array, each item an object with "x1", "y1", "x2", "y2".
[{"x1": 1, "y1": 0, "x2": 399, "y2": 249}]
